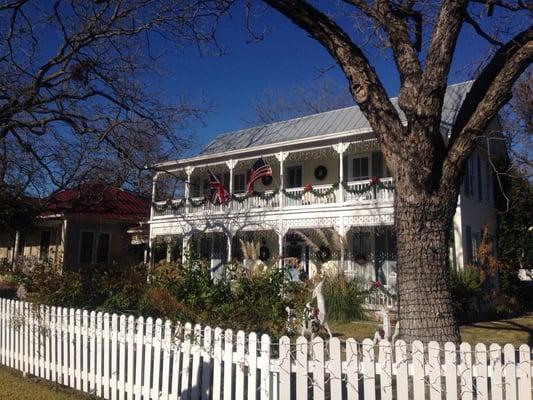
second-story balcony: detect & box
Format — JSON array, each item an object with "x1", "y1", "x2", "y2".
[{"x1": 152, "y1": 177, "x2": 394, "y2": 218}]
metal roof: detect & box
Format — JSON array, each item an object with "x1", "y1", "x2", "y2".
[{"x1": 200, "y1": 81, "x2": 473, "y2": 155}]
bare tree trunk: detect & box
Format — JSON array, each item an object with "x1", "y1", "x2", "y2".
[{"x1": 395, "y1": 187, "x2": 461, "y2": 343}]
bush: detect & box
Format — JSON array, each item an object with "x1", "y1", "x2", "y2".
[
  {"x1": 322, "y1": 273, "x2": 367, "y2": 323},
  {"x1": 449, "y1": 266, "x2": 483, "y2": 323}
]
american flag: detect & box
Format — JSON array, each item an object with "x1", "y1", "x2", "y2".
[
  {"x1": 246, "y1": 158, "x2": 272, "y2": 192},
  {"x1": 208, "y1": 170, "x2": 230, "y2": 205}
]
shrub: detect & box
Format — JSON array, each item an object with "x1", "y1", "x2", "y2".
[
  {"x1": 449, "y1": 266, "x2": 483, "y2": 323},
  {"x1": 322, "y1": 273, "x2": 367, "y2": 323}
]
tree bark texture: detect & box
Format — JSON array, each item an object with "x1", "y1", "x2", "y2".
[{"x1": 394, "y1": 188, "x2": 460, "y2": 343}]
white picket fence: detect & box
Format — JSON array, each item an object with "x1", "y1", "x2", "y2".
[{"x1": 0, "y1": 298, "x2": 532, "y2": 400}]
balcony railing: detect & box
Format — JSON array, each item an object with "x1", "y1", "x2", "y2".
[
  {"x1": 152, "y1": 177, "x2": 394, "y2": 218},
  {"x1": 283, "y1": 184, "x2": 337, "y2": 207}
]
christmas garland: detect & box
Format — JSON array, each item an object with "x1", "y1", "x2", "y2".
[
  {"x1": 188, "y1": 197, "x2": 208, "y2": 207},
  {"x1": 282, "y1": 182, "x2": 339, "y2": 200},
  {"x1": 341, "y1": 178, "x2": 394, "y2": 195},
  {"x1": 154, "y1": 178, "x2": 395, "y2": 212},
  {"x1": 153, "y1": 198, "x2": 185, "y2": 212},
  {"x1": 231, "y1": 190, "x2": 279, "y2": 203}
]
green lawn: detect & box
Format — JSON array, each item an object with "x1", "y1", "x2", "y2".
[
  {"x1": 330, "y1": 312, "x2": 533, "y2": 346},
  {"x1": 0, "y1": 366, "x2": 96, "y2": 400}
]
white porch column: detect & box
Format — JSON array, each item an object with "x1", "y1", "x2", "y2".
[
  {"x1": 227, "y1": 233, "x2": 233, "y2": 263},
  {"x1": 182, "y1": 236, "x2": 189, "y2": 264},
  {"x1": 185, "y1": 166, "x2": 194, "y2": 215},
  {"x1": 277, "y1": 229, "x2": 284, "y2": 269},
  {"x1": 11, "y1": 230, "x2": 20, "y2": 268},
  {"x1": 335, "y1": 142, "x2": 348, "y2": 205},
  {"x1": 166, "y1": 242, "x2": 173, "y2": 263},
  {"x1": 226, "y1": 160, "x2": 235, "y2": 194},
  {"x1": 151, "y1": 172, "x2": 158, "y2": 220},
  {"x1": 276, "y1": 152, "x2": 287, "y2": 210},
  {"x1": 339, "y1": 218, "x2": 346, "y2": 271}
]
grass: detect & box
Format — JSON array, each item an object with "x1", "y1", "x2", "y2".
[
  {"x1": 0, "y1": 366, "x2": 96, "y2": 400},
  {"x1": 330, "y1": 312, "x2": 533, "y2": 346}
]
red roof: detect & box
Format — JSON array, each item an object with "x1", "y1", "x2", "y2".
[{"x1": 42, "y1": 182, "x2": 149, "y2": 222}]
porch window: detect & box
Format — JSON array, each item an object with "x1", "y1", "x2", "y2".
[
  {"x1": 287, "y1": 166, "x2": 302, "y2": 188},
  {"x1": 352, "y1": 231, "x2": 371, "y2": 262},
  {"x1": 233, "y1": 173, "x2": 246, "y2": 193},
  {"x1": 79, "y1": 231, "x2": 94, "y2": 263},
  {"x1": 39, "y1": 230, "x2": 51, "y2": 261},
  {"x1": 96, "y1": 232, "x2": 110, "y2": 263},
  {"x1": 352, "y1": 157, "x2": 369, "y2": 180}
]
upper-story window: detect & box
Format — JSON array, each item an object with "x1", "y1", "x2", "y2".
[
  {"x1": 352, "y1": 156, "x2": 369, "y2": 180},
  {"x1": 233, "y1": 173, "x2": 246, "y2": 193},
  {"x1": 287, "y1": 165, "x2": 302, "y2": 188}
]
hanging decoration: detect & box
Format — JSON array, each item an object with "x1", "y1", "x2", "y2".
[
  {"x1": 188, "y1": 197, "x2": 208, "y2": 207},
  {"x1": 231, "y1": 189, "x2": 279, "y2": 203},
  {"x1": 154, "y1": 179, "x2": 395, "y2": 211},
  {"x1": 153, "y1": 199, "x2": 185, "y2": 213},
  {"x1": 314, "y1": 165, "x2": 328, "y2": 180},
  {"x1": 342, "y1": 179, "x2": 394, "y2": 195},
  {"x1": 282, "y1": 182, "x2": 339, "y2": 199}
]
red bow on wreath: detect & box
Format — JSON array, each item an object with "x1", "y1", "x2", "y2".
[{"x1": 303, "y1": 183, "x2": 313, "y2": 193}]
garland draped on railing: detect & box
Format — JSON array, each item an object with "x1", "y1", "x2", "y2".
[
  {"x1": 154, "y1": 179, "x2": 395, "y2": 212},
  {"x1": 231, "y1": 190, "x2": 280, "y2": 203},
  {"x1": 281, "y1": 182, "x2": 339, "y2": 200},
  {"x1": 341, "y1": 179, "x2": 394, "y2": 195},
  {"x1": 152, "y1": 199, "x2": 185, "y2": 212}
]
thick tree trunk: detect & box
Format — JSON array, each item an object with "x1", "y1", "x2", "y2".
[{"x1": 395, "y1": 189, "x2": 461, "y2": 344}]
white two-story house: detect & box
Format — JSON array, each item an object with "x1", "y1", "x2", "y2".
[{"x1": 148, "y1": 81, "x2": 503, "y2": 285}]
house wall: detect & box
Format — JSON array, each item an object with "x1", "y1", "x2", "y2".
[
  {"x1": 0, "y1": 224, "x2": 63, "y2": 265},
  {"x1": 63, "y1": 216, "x2": 138, "y2": 269},
  {"x1": 0, "y1": 232, "x2": 14, "y2": 262},
  {"x1": 454, "y1": 148, "x2": 498, "y2": 268}
]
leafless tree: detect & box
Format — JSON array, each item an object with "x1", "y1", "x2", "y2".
[
  {"x1": 248, "y1": 0, "x2": 533, "y2": 342},
  {"x1": 500, "y1": 72, "x2": 532, "y2": 177},
  {"x1": 0, "y1": 0, "x2": 228, "y2": 196},
  {"x1": 244, "y1": 78, "x2": 353, "y2": 125}
]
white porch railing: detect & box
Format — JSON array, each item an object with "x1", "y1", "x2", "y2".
[
  {"x1": 152, "y1": 178, "x2": 394, "y2": 218},
  {"x1": 1, "y1": 298, "x2": 532, "y2": 400},
  {"x1": 283, "y1": 184, "x2": 337, "y2": 208},
  {"x1": 343, "y1": 177, "x2": 394, "y2": 203},
  {"x1": 152, "y1": 199, "x2": 185, "y2": 217}
]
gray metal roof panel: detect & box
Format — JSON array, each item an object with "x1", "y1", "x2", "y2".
[{"x1": 199, "y1": 81, "x2": 473, "y2": 155}]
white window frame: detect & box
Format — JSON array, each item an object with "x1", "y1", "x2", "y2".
[
  {"x1": 233, "y1": 173, "x2": 246, "y2": 193},
  {"x1": 285, "y1": 164, "x2": 303, "y2": 188},
  {"x1": 348, "y1": 153, "x2": 371, "y2": 181}
]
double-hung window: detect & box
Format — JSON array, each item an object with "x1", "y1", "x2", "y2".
[
  {"x1": 233, "y1": 173, "x2": 246, "y2": 193},
  {"x1": 352, "y1": 156, "x2": 369, "y2": 180},
  {"x1": 79, "y1": 231, "x2": 111, "y2": 264},
  {"x1": 287, "y1": 166, "x2": 302, "y2": 188}
]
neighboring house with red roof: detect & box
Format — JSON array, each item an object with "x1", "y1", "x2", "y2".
[{"x1": 0, "y1": 183, "x2": 150, "y2": 269}]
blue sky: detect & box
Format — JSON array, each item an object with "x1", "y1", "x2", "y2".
[{"x1": 148, "y1": 3, "x2": 520, "y2": 152}]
